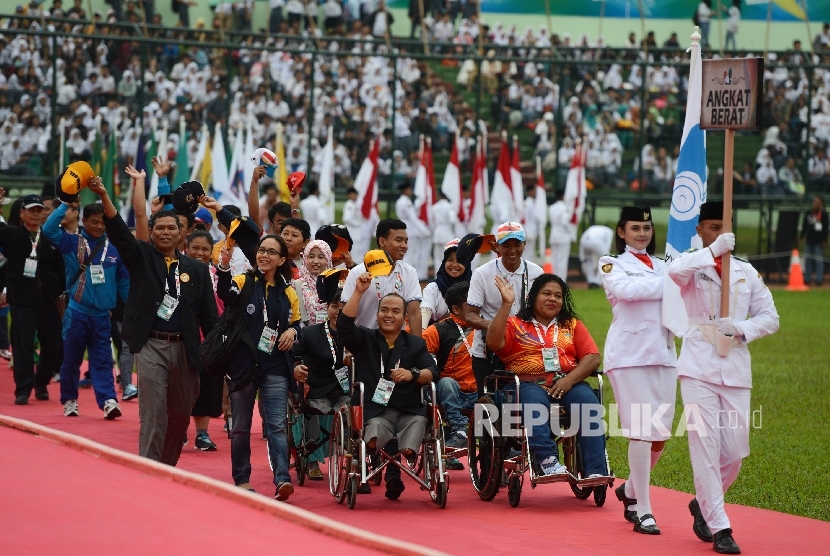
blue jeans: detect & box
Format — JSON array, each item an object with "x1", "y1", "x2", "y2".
[
  {"x1": 60, "y1": 308, "x2": 117, "y2": 409},
  {"x1": 230, "y1": 374, "x2": 291, "y2": 486},
  {"x1": 504, "y1": 381, "x2": 607, "y2": 476},
  {"x1": 436, "y1": 377, "x2": 478, "y2": 431},
  {"x1": 700, "y1": 21, "x2": 710, "y2": 49},
  {"x1": 803, "y1": 242, "x2": 825, "y2": 284}
]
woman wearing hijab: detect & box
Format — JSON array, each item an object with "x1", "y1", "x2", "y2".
[{"x1": 421, "y1": 239, "x2": 472, "y2": 328}]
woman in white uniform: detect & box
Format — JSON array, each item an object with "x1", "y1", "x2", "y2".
[
  {"x1": 420, "y1": 239, "x2": 472, "y2": 328},
  {"x1": 599, "y1": 207, "x2": 677, "y2": 536}
]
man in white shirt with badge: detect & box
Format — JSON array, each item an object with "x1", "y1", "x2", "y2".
[
  {"x1": 395, "y1": 182, "x2": 431, "y2": 281},
  {"x1": 341, "y1": 218, "x2": 423, "y2": 337},
  {"x1": 464, "y1": 223, "x2": 543, "y2": 394},
  {"x1": 667, "y1": 201, "x2": 779, "y2": 555},
  {"x1": 548, "y1": 189, "x2": 571, "y2": 280},
  {"x1": 579, "y1": 224, "x2": 614, "y2": 289}
]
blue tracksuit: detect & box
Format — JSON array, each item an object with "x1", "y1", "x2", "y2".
[{"x1": 44, "y1": 204, "x2": 131, "y2": 408}]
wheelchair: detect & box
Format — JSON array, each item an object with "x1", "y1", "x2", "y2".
[
  {"x1": 328, "y1": 378, "x2": 449, "y2": 509},
  {"x1": 286, "y1": 384, "x2": 336, "y2": 486},
  {"x1": 468, "y1": 370, "x2": 614, "y2": 508}
]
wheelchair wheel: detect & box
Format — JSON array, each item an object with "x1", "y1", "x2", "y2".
[
  {"x1": 430, "y1": 468, "x2": 449, "y2": 509},
  {"x1": 346, "y1": 474, "x2": 358, "y2": 510},
  {"x1": 329, "y1": 411, "x2": 348, "y2": 503},
  {"x1": 593, "y1": 484, "x2": 607, "y2": 507},
  {"x1": 296, "y1": 453, "x2": 307, "y2": 487},
  {"x1": 508, "y1": 475, "x2": 522, "y2": 508},
  {"x1": 468, "y1": 405, "x2": 503, "y2": 502}
]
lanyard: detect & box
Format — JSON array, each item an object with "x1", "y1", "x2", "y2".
[
  {"x1": 374, "y1": 269, "x2": 404, "y2": 300},
  {"x1": 454, "y1": 321, "x2": 472, "y2": 354},
  {"x1": 165, "y1": 262, "x2": 180, "y2": 299},
  {"x1": 323, "y1": 320, "x2": 339, "y2": 371},
  {"x1": 532, "y1": 320, "x2": 559, "y2": 348},
  {"x1": 262, "y1": 282, "x2": 271, "y2": 326},
  {"x1": 496, "y1": 259, "x2": 528, "y2": 306},
  {"x1": 83, "y1": 237, "x2": 108, "y2": 265},
  {"x1": 28, "y1": 228, "x2": 41, "y2": 259}
]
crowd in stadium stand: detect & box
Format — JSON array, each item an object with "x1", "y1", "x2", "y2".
[{"x1": 2, "y1": 1, "x2": 830, "y2": 195}]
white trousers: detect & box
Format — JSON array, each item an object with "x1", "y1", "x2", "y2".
[
  {"x1": 680, "y1": 377, "x2": 751, "y2": 534},
  {"x1": 405, "y1": 237, "x2": 430, "y2": 281},
  {"x1": 551, "y1": 241, "x2": 571, "y2": 281}
]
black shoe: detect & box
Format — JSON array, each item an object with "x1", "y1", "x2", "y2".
[
  {"x1": 384, "y1": 476, "x2": 405, "y2": 500},
  {"x1": 689, "y1": 498, "x2": 714, "y2": 542},
  {"x1": 194, "y1": 434, "x2": 218, "y2": 451},
  {"x1": 34, "y1": 387, "x2": 49, "y2": 401},
  {"x1": 615, "y1": 482, "x2": 639, "y2": 524},
  {"x1": 713, "y1": 528, "x2": 741, "y2": 554},
  {"x1": 357, "y1": 483, "x2": 372, "y2": 494},
  {"x1": 633, "y1": 514, "x2": 661, "y2": 535},
  {"x1": 14, "y1": 394, "x2": 28, "y2": 405}
]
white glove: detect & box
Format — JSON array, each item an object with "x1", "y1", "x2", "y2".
[
  {"x1": 716, "y1": 317, "x2": 740, "y2": 338},
  {"x1": 709, "y1": 232, "x2": 736, "y2": 257}
]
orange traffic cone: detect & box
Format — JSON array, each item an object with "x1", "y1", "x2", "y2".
[
  {"x1": 543, "y1": 248, "x2": 553, "y2": 274},
  {"x1": 786, "y1": 249, "x2": 809, "y2": 291}
]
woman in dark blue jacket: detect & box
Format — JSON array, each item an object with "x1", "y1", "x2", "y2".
[{"x1": 217, "y1": 234, "x2": 301, "y2": 501}]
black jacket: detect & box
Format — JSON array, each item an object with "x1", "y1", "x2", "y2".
[
  {"x1": 0, "y1": 223, "x2": 66, "y2": 306},
  {"x1": 801, "y1": 209, "x2": 829, "y2": 245},
  {"x1": 292, "y1": 321, "x2": 347, "y2": 400},
  {"x1": 337, "y1": 313, "x2": 438, "y2": 420},
  {"x1": 104, "y1": 213, "x2": 218, "y2": 370}
]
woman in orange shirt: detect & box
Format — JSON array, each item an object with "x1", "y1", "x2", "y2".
[{"x1": 486, "y1": 273, "x2": 608, "y2": 479}]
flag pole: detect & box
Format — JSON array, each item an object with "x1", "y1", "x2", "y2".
[
  {"x1": 764, "y1": 0, "x2": 773, "y2": 58},
  {"x1": 720, "y1": 127, "x2": 734, "y2": 318}
]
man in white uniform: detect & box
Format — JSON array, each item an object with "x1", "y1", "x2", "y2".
[
  {"x1": 523, "y1": 186, "x2": 541, "y2": 264},
  {"x1": 431, "y1": 192, "x2": 458, "y2": 274},
  {"x1": 667, "y1": 201, "x2": 779, "y2": 555},
  {"x1": 341, "y1": 187, "x2": 368, "y2": 261},
  {"x1": 341, "y1": 218, "x2": 424, "y2": 337},
  {"x1": 464, "y1": 223, "x2": 544, "y2": 395},
  {"x1": 579, "y1": 224, "x2": 614, "y2": 288},
  {"x1": 395, "y1": 183, "x2": 431, "y2": 281},
  {"x1": 298, "y1": 182, "x2": 328, "y2": 237},
  {"x1": 548, "y1": 190, "x2": 571, "y2": 280}
]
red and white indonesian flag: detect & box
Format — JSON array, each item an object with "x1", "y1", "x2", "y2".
[
  {"x1": 534, "y1": 156, "x2": 548, "y2": 257},
  {"x1": 354, "y1": 138, "x2": 380, "y2": 222},
  {"x1": 414, "y1": 137, "x2": 437, "y2": 227},
  {"x1": 441, "y1": 134, "x2": 464, "y2": 223},
  {"x1": 467, "y1": 138, "x2": 487, "y2": 234},
  {"x1": 490, "y1": 139, "x2": 515, "y2": 224},
  {"x1": 563, "y1": 143, "x2": 587, "y2": 242}
]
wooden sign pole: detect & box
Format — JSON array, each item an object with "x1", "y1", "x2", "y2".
[{"x1": 720, "y1": 128, "x2": 735, "y2": 317}]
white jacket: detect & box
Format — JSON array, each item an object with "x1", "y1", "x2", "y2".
[
  {"x1": 600, "y1": 250, "x2": 677, "y2": 371},
  {"x1": 431, "y1": 199, "x2": 458, "y2": 245},
  {"x1": 668, "y1": 248, "x2": 779, "y2": 388},
  {"x1": 548, "y1": 200, "x2": 571, "y2": 245}
]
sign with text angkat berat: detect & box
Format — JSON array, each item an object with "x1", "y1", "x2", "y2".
[{"x1": 700, "y1": 58, "x2": 764, "y2": 130}]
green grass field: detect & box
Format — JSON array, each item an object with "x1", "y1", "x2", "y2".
[{"x1": 573, "y1": 287, "x2": 830, "y2": 522}]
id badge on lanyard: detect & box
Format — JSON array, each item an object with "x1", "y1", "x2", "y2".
[
  {"x1": 258, "y1": 287, "x2": 279, "y2": 353},
  {"x1": 535, "y1": 321, "x2": 562, "y2": 375},
  {"x1": 87, "y1": 238, "x2": 108, "y2": 285},
  {"x1": 156, "y1": 264, "x2": 180, "y2": 321},
  {"x1": 324, "y1": 322, "x2": 349, "y2": 392},
  {"x1": 372, "y1": 358, "x2": 396, "y2": 406},
  {"x1": 23, "y1": 229, "x2": 40, "y2": 279}
]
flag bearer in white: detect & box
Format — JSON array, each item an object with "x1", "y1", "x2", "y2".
[
  {"x1": 599, "y1": 207, "x2": 677, "y2": 536},
  {"x1": 548, "y1": 190, "x2": 571, "y2": 281},
  {"x1": 431, "y1": 192, "x2": 458, "y2": 274},
  {"x1": 667, "y1": 201, "x2": 779, "y2": 555},
  {"x1": 579, "y1": 225, "x2": 614, "y2": 288},
  {"x1": 395, "y1": 182, "x2": 431, "y2": 280}
]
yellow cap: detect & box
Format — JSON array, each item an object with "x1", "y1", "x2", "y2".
[
  {"x1": 57, "y1": 161, "x2": 95, "y2": 202},
  {"x1": 363, "y1": 249, "x2": 394, "y2": 278}
]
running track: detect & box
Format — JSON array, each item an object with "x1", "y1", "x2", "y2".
[{"x1": 1, "y1": 362, "x2": 827, "y2": 555}]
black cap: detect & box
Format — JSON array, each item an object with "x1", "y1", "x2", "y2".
[
  {"x1": 316, "y1": 268, "x2": 348, "y2": 305},
  {"x1": 456, "y1": 233, "x2": 495, "y2": 265},
  {"x1": 698, "y1": 201, "x2": 724, "y2": 222},
  {"x1": 22, "y1": 194, "x2": 45, "y2": 209},
  {"x1": 315, "y1": 224, "x2": 353, "y2": 256},
  {"x1": 171, "y1": 181, "x2": 205, "y2": 213},
  {"x1": 227, "y1": 215, "x2": 261, "y2": 246},
  {"x1": 619, "y1": 206, "x2": 652, "y2": 222}
]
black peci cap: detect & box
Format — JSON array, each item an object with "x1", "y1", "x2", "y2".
[
  {"x1": 619, "y1": 206, "x2": 652, "y2": 222},
  {"x1": 171, "y1": 181, "x2": 205, "y2": 213},
  {"x1": 698, "y1": 201, "x2": 724, "y2": 222}
]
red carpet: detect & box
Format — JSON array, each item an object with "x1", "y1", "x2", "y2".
[{"x1": 2, "y1": 361, "x2": 828, "y2": 555}]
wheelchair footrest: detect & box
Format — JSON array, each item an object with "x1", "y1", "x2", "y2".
[
  {"x1": 531, "y1": 472, "x2": 575, "y2": 486},
  {"x1": 574, "y1": 475, "x2": 615, "y2": 488}
]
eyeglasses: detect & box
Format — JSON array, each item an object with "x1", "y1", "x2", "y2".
[{"x1": 257, "y1": 247, "x2": 282, "y2": 257}]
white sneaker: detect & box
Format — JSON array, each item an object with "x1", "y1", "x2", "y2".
[
  {"x1": 103, "y1": 399, "x2": 122, "y2": 420},
  {"x1": 540, "y1": 455, "x2": 568, "y2": 476},
  {"x1": 0, "y1": 348, "x2": 12, "y2": 360},
  {"x1": 63, "y1": 399, "x2": 79, "y2": 417}
]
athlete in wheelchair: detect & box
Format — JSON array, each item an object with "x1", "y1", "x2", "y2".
[
  {"x1": 469, "y1": 273, "x2": 614, "y2": 507},
  {"x1": 329, "y1": 272, "x2": 448, "y2": 508},
  {"x1": 289, "y1": 274, "x2": 350, "y2": 486}
]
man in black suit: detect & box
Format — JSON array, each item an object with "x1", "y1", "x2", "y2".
[
  {"x1": 0, "y1": 193, "x2": 66, "y2": 405},
  {"x1": 89, "y1": 180, "x2": 218, "y2": 466},
  {"x1": 338, "y1": 272, "x2": 438, "y2": 500}
]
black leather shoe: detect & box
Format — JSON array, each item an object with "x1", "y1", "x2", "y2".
[
  {"x1": 14, "y1": 394, "x2": 29, "y2": 405},
  {"x1": 615, "y1": 482, "x2": 639, "y2": 524},
  {"x1": 384, "y1": 476, "x2": 405, "y2": 500},
  {"x1": 633, "y1": 514, "x2": 661, "y2": 535},
  {"x1": 713, "y1": 528, "x2": 741, "y2": 554},
  {"x1": 357, "y1": 483, "x2": 372, "y2": 495},
  {"x1": 689, "y1": 498, "x2": 714, "y2": 542},
  {"x1": 34, "y1": 387, "x2": 49, "y2": 401}
]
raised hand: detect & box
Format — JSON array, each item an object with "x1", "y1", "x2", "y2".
[
  {"x1": 150, "y1": 196, "x2": 164, "y2": 214},
  {"x1": 251, "y1": 166, "x2": 267, "y2": 185},
  {"x1": 199, "y1": 194, "x2": 222, "y2": 213},
  {"x1": 125, "y1": 165, "x2": 146, "y2": 182},
  {"x1": 355, "y1": 272, "x2": 373, "y2": 294},
  {"x1": 152, "y1": 156, "x2": 172, "y2": 178},
  {"x1": 494, "y1": 275, "x2": 515, "y2": 305},
  {"x1": 87, "y1": 176, "x2": 107, "y2": 197},
  {"x1": 219, "y1": 246, "x2": 232, "y2": 268}
]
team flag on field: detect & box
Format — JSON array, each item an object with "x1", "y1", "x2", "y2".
[{"x1": 663, "y1": 29, "x2": 708, "y2": 337}]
